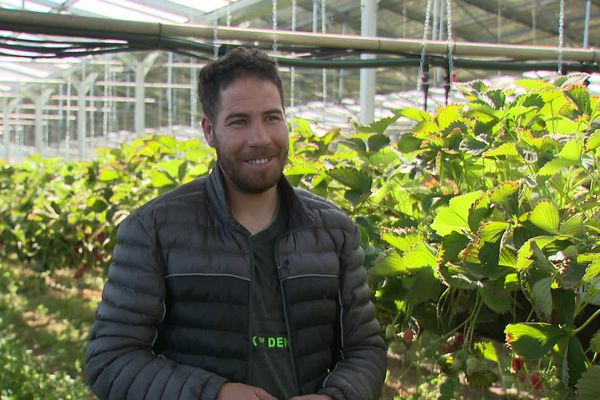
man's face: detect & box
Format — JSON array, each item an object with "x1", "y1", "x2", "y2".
[{"x1": 201, "y1": 77, "x2": 289, "y2": 194}]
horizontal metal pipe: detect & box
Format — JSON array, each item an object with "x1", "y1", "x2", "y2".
[{"x1": 0, "y1": 7, "x2": 598, "y2": 63}]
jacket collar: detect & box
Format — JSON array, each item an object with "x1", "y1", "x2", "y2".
[{"x1": 206, "y1": 163, "x2": 314, "y2": 234}]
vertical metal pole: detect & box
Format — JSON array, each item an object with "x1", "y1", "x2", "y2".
[
  {"x1": 432, "y1": 0, "x2": 439, "y2": 41},
  {"x1": 135, "y1": 59, "x2": 145, "y2": 134},
  {"x1": 359, "y1": 0, "x2": 376, "y2": 125},
  {"x1": 312, "y1": 0, "x2": 318, "y2": 33},
  {"x1": 583, "y1": 0, "x2": 591, "y2": 48},
  {"x1": 338, "y1": 23, "x2": 347, "y2": 101},
  {"x1": 34, "y1": 97, "x2": 43, "y2": 155},
  {"x1": 3, "y1": 98, "x2": 10, "y2": 161},
  {"x1": 77, "y1": 80, "x2": 86, "y2": 160}
]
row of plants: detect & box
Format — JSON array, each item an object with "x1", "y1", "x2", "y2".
[
  {"x1": 0, "y1": 75, "x2": 599, "y2": 398},
  {"x1": 0, "y1": 262, "x2": 93, "y2": 399}
]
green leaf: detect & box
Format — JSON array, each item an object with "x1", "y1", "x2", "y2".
[
  {"x1": 516, "y1": 236, "x2": 557, "y2": 270},
  {"x1": 155, "y1": 159, "x2": 185, "y2": 181},
  {"x1": 480, "y1": 280, "x2": 512, "y2": 314},
  {"x1": 475, "y1": 340, "x2": 500, "y2": 363},
  {"x1": 529, "y1": 201, "x2": 560, "y2": 234},
  {"x1": 431, "y1": 191, "x2": 483, "y2": 236},
  {"x1": 327, "y1": 167, "x2": 372, "y2": 193},
  {"x1": 436, "y1": 105, "x2": 463, "y2": 132},
  {"x1": 369, "y1": 251, "x2": 406, "y2": 276},
  {"x1": 403, "y1": 244, "x2": 437, "y2": 270},
  {"x1": 560, "y1": 214, "x2": 587, "y2": 237},
  {"x1": 356, "y1": 116, "x2": 399, "y2": 135},
  {"x1": 98, "y1": 167, "x2": 120, "y2": 181},
  {"x1": 558, "y1": 140, "x2": 584, "y2": 162},
  {"x1": 505, "y1": 323, "x2": 567, "y2": 359},
  {"x1": 367, "y1": 134, "x2": 391, "y2": 152},
  {"x1": 478, "y1": 222, "x2": 510, "y2": 243},
  {"x1": 438, "y1": 232, "x2": 470, "y2": 264},
  {"x1": 438, "y1": 263, "x2": 479, "y2": 289},
  {"x1": 582, "y1": 259, "x2": 600, "y2": 283},
  {"x1": 285, "y1": 163, "x2": 319, "y2": 176},
  {"x1": 567, "y1": 336, "x2": 588, "y2": 389},
  {"x1": 576, "y1": 365, "x2": 600, "y2": 400},
  {"x1": 538, "y1": 157, "x2": 580, "y2": 176},
  {"x1": 405, "y1": 267, "x2": 440, "y2": 305},
  {"x1": 396, "y1": 133, "x2": 422, "y2": 153},
  {"x1": 499, "y1": 247, "x2": 517, "y2": 269},
  {"x1": 489, "y1": 181, "x2": 519, "y2": 204},
  {"x1": 532, "y1": 276, "x2": 553, "y2": 320},
  {"x1": 149, "y1": 170, "x2": 176, "y2": 188},
  {"x1": 585, "y1": 130, "x2": 600, "y2": 151},
  {"x1": 552, "y1": 289, "x2": 576, "y2": 326},
  {"x1": 565, "y1": 84, "x2": 592, "y2": 116},
  {"x1": 396, "y1": 107, "x2": 431, "y2": 123},
  {"x1": 468, "y1": 196, "x2": 491, "y2": 233},
  {"x1": 482, "y1": 143, "x2": 520, "y2": 159},
  {"x1": 562, "y1": 258, "x2": 588, "y2": 290},
  {"x1": 382, "y1": 232, "x2": 422, "y2": 252}
]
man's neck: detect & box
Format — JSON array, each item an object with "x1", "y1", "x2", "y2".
[{"x1": 225, "y1": 184, "x2": 279, "y2": 235}]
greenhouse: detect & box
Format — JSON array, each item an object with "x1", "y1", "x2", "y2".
[{"x1": 1, "y1": 1, "x2": 599, "y2": 399}]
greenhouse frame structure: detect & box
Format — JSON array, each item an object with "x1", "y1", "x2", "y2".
[{"x1": 1, "y1": 0, "x2": 599, "y2": 161}]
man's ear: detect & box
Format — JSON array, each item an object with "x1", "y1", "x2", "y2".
[{"x1": 201, "y1": 116, "x2": 216, "y2": 147}]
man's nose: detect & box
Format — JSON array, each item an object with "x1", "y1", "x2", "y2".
[{"x1": 248, "y1": 121, "x2": 271, "y2": 146}]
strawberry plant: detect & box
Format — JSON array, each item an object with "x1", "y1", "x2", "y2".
[{"x1": 0, "y1": 74, "x2": 599, "y2": 397}]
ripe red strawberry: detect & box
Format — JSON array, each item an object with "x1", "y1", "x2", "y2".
[
  {"x1": 453, "y1": 333, "x2": 464, "y2": 345},
  {"x1": 511, "y1": 356, "x2": 525, "y2": 372},
  {"x1": 402, "y1": 330, "x2": 414, "y2": 343},
  {"x1": 530, "y1": 372, "x2": 542, "y2": 390}
]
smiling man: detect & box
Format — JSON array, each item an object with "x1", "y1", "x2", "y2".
[{"x1": 85, "y1": 47, "x2": 387, "y2": 400}]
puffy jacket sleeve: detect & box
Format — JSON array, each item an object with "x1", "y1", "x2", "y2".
[
  {"x1": 319, "y1": 219, "x2": 387, "y2": 400},
  {"x1": 85, "y1": 212, "x2": 227, "y2": 400}
]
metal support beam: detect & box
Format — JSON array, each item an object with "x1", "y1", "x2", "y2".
[
  {"x1": 75, "y1": 72, "x2": 97, "y2": 160},
  {"x1": 77, "y1": 79, "x2": 86, "y2": 160},
  {"x1": 2, "y1": 99, "x2": 12, "y2": 160},
  {"x1": 135, "y1": 59, "x2": 145, "y2": 134},
  {"x1": 359, "y1": 0, "x2": 376, "y2": 125},
  {"x1": 584, "y1": 0, "x2": 592, "y2": 48},
  {"x1": 1, "y1": 9, "x2": 599, "y2": 62}
]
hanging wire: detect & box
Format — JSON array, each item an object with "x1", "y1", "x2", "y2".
[
  {"x1": 418, "y1": 0, "x2": 433, "y2": 91},
  {"x1": 557, "y1": 0, "x2": 565, "y2": 74},
  {"x1": 213, "y1": 16, "x2": 220, "y2": 58},
  {"x1": 90, "y1": 81, "x2": 95, "y2": 149},
  {"x1": 290, "y1": 0, "x2": 297, "y2": 108},
  {"x1": 497, "y1": 0, "x2": 501, "y2": 44},
  {"x1": 167, "y1": 52, "x2": 173, "y2": 131},
  {"x1": 531, "y1": 0, "x2": 537, "y2": 44},
  {"x1": 321, "y1": 0, "x2": 327, "y2": 104},
  {"x1": 65, "y1": 71, "x2": 71, "y2": 159},
  {"x1": 445, "y1": 0, "x2": 454, "y2": 105},
  {"x1": 226, "y1": 0, "x2": 232, "y2": 27},
  {"x1": 272, "y1": 0, "x2": 278, "y2": 57},
  {"x1": 190, "y1": 56, "x2": 198, "y2": 128},
  {"x1": 103, "y1": 62, "x2": 109, "y2": 139}
]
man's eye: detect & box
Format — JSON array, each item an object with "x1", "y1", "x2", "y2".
[
  {"x1": 266, "y1": 115, "x2": 281, "y2": 122},
  {"x1": 230, "y1": 119, "x2": 246, "y2": 126}
]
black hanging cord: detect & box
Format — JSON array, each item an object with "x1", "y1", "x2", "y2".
[{"x1": 421, "y1": 56, "x2": 430, "y2": 111}]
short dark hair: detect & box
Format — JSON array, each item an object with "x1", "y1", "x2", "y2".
[{"x1": 198, "y1": 47, "x2": 285, "y2": 122}]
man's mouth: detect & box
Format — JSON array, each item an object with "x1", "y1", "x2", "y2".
[{"x1": 247, "y1": 157, "x2": 271, "y2": 165}]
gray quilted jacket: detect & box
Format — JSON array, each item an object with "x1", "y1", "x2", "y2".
[{"x1": 85, "y1": 167, "x2": 387, "y2": 400}]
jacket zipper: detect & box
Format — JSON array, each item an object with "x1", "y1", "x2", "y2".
[
  {"x1": 247, "y1": 238, "x2": 256, "y2": 383},
  {"x1": 275, "y1": 233, "x2": 301, "y2": 395}
]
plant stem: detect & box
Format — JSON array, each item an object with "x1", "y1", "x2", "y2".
[{"x1": 574, "y1": 307, "x2": 600, "y2": 334}]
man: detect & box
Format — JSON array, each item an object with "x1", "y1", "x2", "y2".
[{"x1": 85, "y1": 47, "x2": 387, "y2": 400}]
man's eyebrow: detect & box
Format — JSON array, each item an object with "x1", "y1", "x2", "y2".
[
  {"x1": 263, "y1": 109, "x2": 284, "y2": 116},
  {"x1": 224, "y1": 112, "x2": 249, "y2": 121}
]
